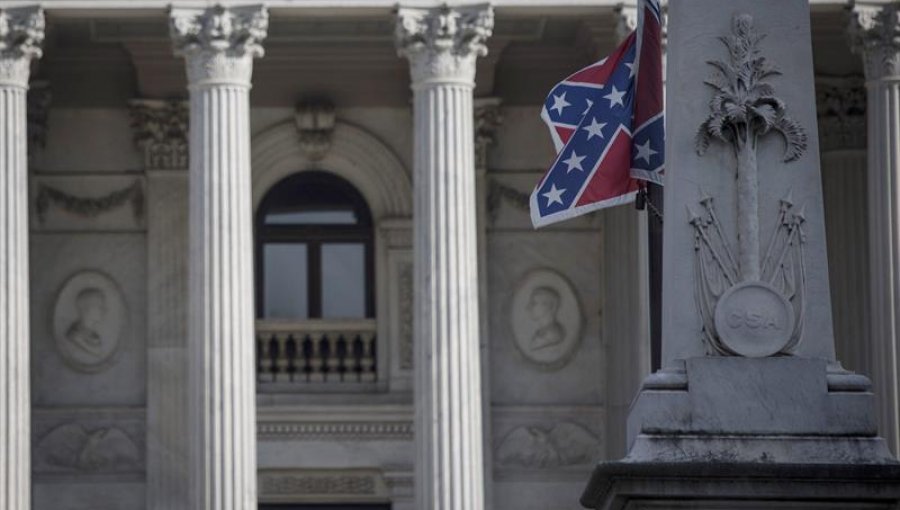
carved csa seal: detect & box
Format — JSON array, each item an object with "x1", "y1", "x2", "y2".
[
  {"x1": 510, "y1": 269, "x2": 582, "y2": 370},
  {"x1": 714, "y1": 281, "x2": 794, "y2": 357},
  {"x1": 52, "y1": 271, "x2": 126, "y2": 373}
]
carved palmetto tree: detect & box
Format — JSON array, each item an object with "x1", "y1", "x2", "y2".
[{"x1": 696, "y1": 14, "x2": 807, "y2": 281}]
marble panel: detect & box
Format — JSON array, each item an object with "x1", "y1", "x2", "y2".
[
  {"x1": 489, "y1": 106, "x2": 556, "y2": 172},
  {"x1": 493, "y1": 479, "x2": 590, "y2": 510},
  {"x1": 32, "y1": 407, "x2": 145, "y2": 478},
  {"x1": 32, "y1": 109, "x2": 143, "y2": 173},
  {"x1": 33, "y1": 481, "x2": 145, "y2": 510},
  {"x1": 488, "y1": 231, "x2": 604, "y2": 406},
  {"x1": 492, "y1": 405, "x2": 604, "y2": 473},
  {"x1": 30, "y1": 234, "x2": 147, "y2": 407}
]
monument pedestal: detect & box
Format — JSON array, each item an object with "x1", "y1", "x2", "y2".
[
  {"x1": 579, "y1": 1, "x2": 900, "y2": 508},
  {"x1": 581, "y1": 461, "x2": 900, "y2": 510},
  {"x1": 582, "y1": 357, "x2": 900, "y2": 509}
]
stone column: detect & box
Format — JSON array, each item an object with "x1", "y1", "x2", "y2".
[
  {"x1": 849, "y1": 2, "x2": 900, "y2": 455},
  {"x1": 0, "y1": 7, "x2": 43, "y2": 510},
  {"x1": 130, "y1": 99, "x2": 190, "y2": 510},
  {"x1": 169, "y1": 6, "x2": 268, "y2": 509},
  {"x1": 395, "y1": 5, "x2": 493, "y2": 509}
]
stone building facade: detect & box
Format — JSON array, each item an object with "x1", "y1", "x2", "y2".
[{"x1": 0, "y1": 1, "x2": 895, "y2": 509}]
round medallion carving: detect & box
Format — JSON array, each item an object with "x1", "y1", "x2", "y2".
[
  {"x1": 510, "y1": 269, "x2": 582, "y2": 370},
  {"x1": 713, "y1": 281, "x2": 794, "y2": 358},
  {"x1": 52, "y1": 271, "x2": 126, "y2": 373}
]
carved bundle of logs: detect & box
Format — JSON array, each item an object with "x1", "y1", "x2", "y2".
[{"x1": 256, "y1": 320, "x2": 377, "y2": 384}]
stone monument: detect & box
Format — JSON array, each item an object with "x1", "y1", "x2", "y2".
[{"x1": 581, "y1": 1, "x2": 900, "y2": 508}]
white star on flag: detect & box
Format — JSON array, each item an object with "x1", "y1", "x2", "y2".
[
  {"x1": 604, "y1": 85, "x2": 626, "y2": 108},
  {"x1": 582, "y1": 118, "x2": 607, "y2": 140},
  {"x1": 625, "y1": 62, "x2": 635, "y2": 78},
  {"x1": 550, "y1": 92, "x2": 571, "y2": 116},
  {"x1": 562, "y1": 151, "x2": 586, "y2": 173},
  {"x1": 635, "y1": 140, "x2": 658, "y2": 163},
  {"x1": 542, "y1": 184, "x2": 566, "y2": 206}
]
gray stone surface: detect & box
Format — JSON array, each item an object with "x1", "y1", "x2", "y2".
[
  {"x1": 581, "y1": 462, "x2": 900, "y2": 510},
  {"x1": 663, "y1": 0, "x2": 835, "y2": 364}
]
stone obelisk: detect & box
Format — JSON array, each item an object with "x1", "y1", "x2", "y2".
[{"x1": 581, "y1": 1, "x2": 900, "y2": 508}]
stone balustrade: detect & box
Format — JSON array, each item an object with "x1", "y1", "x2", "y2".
[{"x1": 256, "y1": 319, "x2": 377, "y2": 385}]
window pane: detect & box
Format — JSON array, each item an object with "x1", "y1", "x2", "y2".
[
  {"x1": 263, "y1": 243, "x2": 308, "y2": 319},
  {"x1": 264, "y1": 209, "x2": 358, "y2": 225},
  {"x1": 321, "y1": 243, "x2": 366, "y2": 318}
]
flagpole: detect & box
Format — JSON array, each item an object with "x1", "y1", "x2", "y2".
[{"x1": 646, "y1": 182, "x2": 663, "y2": 371}]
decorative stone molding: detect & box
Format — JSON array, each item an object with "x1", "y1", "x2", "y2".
[
  {"x1": 251, "y1": 120, "x2": 412, "y2": 219},
  {"x1": 129, "y1": 99, "x2": 189, "y2": 170},
  {"x1": 34, "y1": 423, "x2": 142, "y2": 474},
  {"x1": 261, "y1": 473, "x2": 376, "y2": 496},
  {"x1": 474, "y1": 97, "x2": 502, "y2": 173},
  {"x1": 395, "y1": 4, "x2": 494, "y2": 86},
  {"x1": 487, "y1": 179, "x2": 530, "y2": 222},
  {"x1": 693, "y1": 14, "x2": 808, "y2": 357},
  {"x1": 169, "y1": 4, "x2": 269, "y2": 87},
  {"x1": 295, "y1": 100, "x2": 336, "y2": 161},
  {"x1": 509, "y1": 269, "x2": 583, "y2": 371},
  {"x1": 495, "y1": 421, "x2": 598, "y2": 469},
  {"x1": 817, "y1": 76, "x2": 866, "y2": 152},
  {"x1": 849, "y1": 2, "x2": 900, "y2": 79},
  {"x1": 27, "y1": 79, "x2": 50, "y2": 154},
  {"x1": 398, "y1": 263, "x2": 414, "y2": 370},
  {"x1": 0, "y1": 6, "x2": 45, "y2": 88},
  {"x1": 35, "y1": 179, "x2": 144, "y2": 225},
  {"x1": 615, "y1": 3, "x2": 639, "y2": 43},
  {"x1": 258, "y1": 469, "x2": 394, "y2": 503},
  {"x1": 52, "y1": 270, "x2": 127, "y2": 374},
  {"x1": 258, "y1": 420, "x2": 413, "y2": 441}
]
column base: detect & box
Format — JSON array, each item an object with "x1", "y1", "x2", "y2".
[{"x1": 580, "y1": 461, "x2": 900, "y2": 509}]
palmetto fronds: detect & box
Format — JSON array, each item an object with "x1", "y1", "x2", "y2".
[{"x1": 696, "y1": 14, "x2": 807, "y2": 162}]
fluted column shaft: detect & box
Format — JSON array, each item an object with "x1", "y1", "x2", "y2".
[
  {"x1": 0, "y1": 7, "x2": 43, "y2": 510},
  {"x1": 851, "y1": 3, "x2": 900, "y2": 456},
  {"x1": 169, "y1": 6, "x2": 268, "y2": 509},
  {"x1": 396, "y1": 5, "x2": 493, "y2": 509}
]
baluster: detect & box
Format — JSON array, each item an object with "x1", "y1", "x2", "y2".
[
  {"x1": 309, "y1": 332, "x2": 325, "y2": 383},
  {"x1": 360, "y1": 332, "x2": 376, "y2": 382},
  {"x1": 351, "y1": 334, "x2": 364, "y2": 382},
  {"x1": 336, "y1": 334, "x2": 348, "y2": 382},
  {"x1": 301, "y1": 334, "x2": 313, "y2": 383},
  {"x1": 266, "y1": 333, "x2": 278, "y2": 382},
  {"x1": 286, "y1": 334, "x2": 298, "y2": 382},
  {"x1": 326, "y1": 333, "x2": 341, "y2": 382},
  {"x1": 274, "y1": 333, "x2": 290, "y2": 383}
]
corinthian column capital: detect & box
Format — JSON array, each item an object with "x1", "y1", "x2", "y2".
[
  {"x1": 169, "y1": 4, "x2": 268, "y2": 87},
  {"x1": 0, "y1": 6, "x2": 45, "y2": 88},
  {"x1": 395, "y1": 4, "x2": 494, "y2": 87},
  {"x1": 849, "y1": 1, "x2": 900, "y2": 79}
]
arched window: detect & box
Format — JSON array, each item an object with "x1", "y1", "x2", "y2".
[{"x1": 256, "y1": 171, "x2": 374, "y2": 320}]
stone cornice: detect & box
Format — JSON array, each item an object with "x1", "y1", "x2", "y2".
[
  {"x1": 849, "y1": 1, "x2": 900, "y2": 78},
  {"x1": 0, "y1": 6, "x2": 45, "y2": 88},
  {"x1": 169, "y1": 4, "x2": 268, "y2": 87},
  {"x1": 395, "y1": 3, "x2": 494, "y2": 86}
]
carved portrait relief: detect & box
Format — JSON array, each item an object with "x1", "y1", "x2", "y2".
[
  {"x1": 52, "y1": 271, "x2": 127, "y2": 373},
  {"x1": 510, "y1": 269, "x2": 582, "y2": 370}
]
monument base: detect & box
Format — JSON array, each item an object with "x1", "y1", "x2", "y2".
[
  {"x1": 581, "y1": 357, "x2": 900, "y2": 508},
  {"x1": 580, "y1": 461, "x2": 900, "y2": 509}
]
